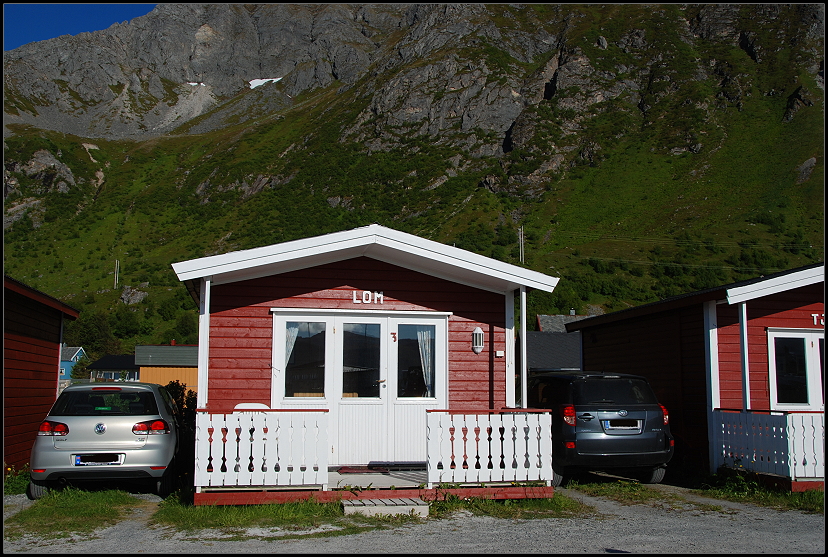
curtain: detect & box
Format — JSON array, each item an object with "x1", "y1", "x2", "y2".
[
  {"x1": 416, "y1": 326, "x2": 434, "y2": 397},
  {"x1": 285, "y1": 323, "x2": 300, "y2": 367}
]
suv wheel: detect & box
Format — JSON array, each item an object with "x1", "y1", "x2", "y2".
[
  {"x1": 639, "y1": 466, "x2": 666, "y2": 484},
  {"x1": 26, "y1": 479, "x2": 49, "y2": 500},
  {"x1": 550, "y1": 467, "x2": 567, "y2": 487}
]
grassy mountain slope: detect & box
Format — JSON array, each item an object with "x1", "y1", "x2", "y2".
[{"x1": 3, "y1": 4, "x2": 823, "y2": 356}]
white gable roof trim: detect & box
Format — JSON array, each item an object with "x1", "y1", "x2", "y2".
[
  {"x1": 726, "y1": 264, "x2": 824, "y2": 305},
  {"x1": 172, "y1": 224, "x2": 560, "y2": 294}
]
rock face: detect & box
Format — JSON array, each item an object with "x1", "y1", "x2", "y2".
[{"x1": 3, "y1": 3, "x2": 824, "y2": 180}]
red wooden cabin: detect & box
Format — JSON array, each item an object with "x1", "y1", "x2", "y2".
[
  {"x1": 172, "y1": 225, "x2": 561, "y2": 504},
  {"x1": 567, "y1": 263, "x2": 824, "y2": 491}
]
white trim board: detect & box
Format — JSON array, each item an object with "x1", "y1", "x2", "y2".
[{"x1": 172, "y1": 224, "x2": 560, "y2": 295}]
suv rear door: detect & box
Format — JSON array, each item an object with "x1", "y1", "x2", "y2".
[{"x1": 572, "y1": 377, "x2": 668, "y2": 455}]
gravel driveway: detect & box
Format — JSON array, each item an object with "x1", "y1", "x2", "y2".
[{"x1": 4, "y1": 484, "x2": 824, "y2": 553}]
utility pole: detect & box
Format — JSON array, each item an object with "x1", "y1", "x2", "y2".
[{"x1": 519, "y1": 226, "x2": 525, "y2": 264}]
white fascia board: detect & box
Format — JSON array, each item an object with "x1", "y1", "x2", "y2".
[
  {"x1": 171, "y1": 224, "x2": 560, "y2": 293},
  {"x1": 726, "y1": 264, "x2": 824, "y2": 305},
  {"x1": 369, "y1": 233, "x2": 559, "y2": 293}
]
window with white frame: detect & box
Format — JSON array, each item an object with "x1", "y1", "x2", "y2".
[{"x1": 767, "y1": 328, "x2": 824, "y2": 411}]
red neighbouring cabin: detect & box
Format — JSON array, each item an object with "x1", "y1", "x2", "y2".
[
  {"x1": 567, "y1": 263, "x2": 824, "y2": 492},
  {"x1": 4, "y1": 276, "x2": 80, "y2": 472},
  {"x1": 173, "y1": 224, "x2": 561, "y2": 504}
]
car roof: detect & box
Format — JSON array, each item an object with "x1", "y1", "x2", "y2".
[
  {"x1": 529, "y1": 370, "x2": 649, "y2": 382},
  {"x1": 62, "y1": 382, "x2": 163, "y2": 392}
]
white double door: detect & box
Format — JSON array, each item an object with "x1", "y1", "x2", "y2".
[{"x1": 272, "y1": 311, "x2": 448, "y2": 466}]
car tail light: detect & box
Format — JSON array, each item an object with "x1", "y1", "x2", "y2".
[
  {"x1": 660, "y1": 404, "x2": 670, "y2": 425},
  {"x1": 132, "y1": 419, "x2": 170, "y2": 435},
  {"x1": 92, "y1": 386, "x2": 122, "y2": 391},
  {"x1": 564, "y1": 441, "x2": 576, "y2": 449},
  {"x1": 38, "y1": 421, "x2": 69, "y2": 436},
  {"x1": 560, "y1": 404, "x2": 576, "y2": 426}
]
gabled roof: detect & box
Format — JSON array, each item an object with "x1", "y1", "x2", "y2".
[
  {"x1": 61, "y1": 346, "x2": 85, "y2": 361},
  {"x1": 566, "y1": 262, "x2": 824, "y2": 332},
  {"x1": 172, "y1": 224, "x2": 560, "y2": 302},
  {"x1": 537, "y1": 314, "x2": 591, "y2": 332},
  {"x1": 135, "y1": 345, "x2": 199, "y2": 367}
]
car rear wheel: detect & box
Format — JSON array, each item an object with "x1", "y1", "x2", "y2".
[
  {"x1": 26, "y1": 479, "x2": 49, "y2": 500},
  {"x1": 639, "y1": 466, "x2": 666, "y2": 484}
]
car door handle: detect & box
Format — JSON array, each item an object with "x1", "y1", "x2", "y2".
[{"x1": 578, "y1": 413, "x2": 594, "y2": 421}]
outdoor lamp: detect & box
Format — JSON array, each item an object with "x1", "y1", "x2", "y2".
[{"x1": 472, "y1": 327, "x2": 484, "y2": 354}]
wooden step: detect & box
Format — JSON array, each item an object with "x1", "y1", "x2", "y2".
[{"x1": 342, "y1": 497, "x2": 429, "y2": 517}]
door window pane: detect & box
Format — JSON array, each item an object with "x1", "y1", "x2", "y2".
[
  {"x1": 285, "y1": 322, "x2": 325, "y2": 397},
  {"x1": 397, "y1": 324, "x2": 435, "y2": 398},
  {"x1": 342, "y1": 323, "x2": 380, "y2": 398},
  {"x1": 774, "y1": 337, "x2": 808, "y2": 404}
]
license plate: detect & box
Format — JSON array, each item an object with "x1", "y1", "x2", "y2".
[
  {"x1": 74, "y1": 454, "x2": 121, "y2": 466},
  {"x1": 603, "y1": 419, "x2": 639, "y2": 429}
]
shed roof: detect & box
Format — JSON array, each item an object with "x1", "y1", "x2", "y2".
[
  {"x1": 566, "y1": 262, "x2": 824, "y2": 332},
  {"x1": 172, "y1": 224, "x2": 559, "y2": 303},
  {"x1": 4, "y1": 275, "x2": 80, "y2": 319},
  {"x1": 87, "y1": 355, "x2": 139, "y2": 372},
  {"x1": 135, "y1": 345, "x2": 199, "y2": 367}
]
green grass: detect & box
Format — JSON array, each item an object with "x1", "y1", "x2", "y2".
[
  {"x1": 568, "y1": 469, "x2": 824, "y2": 515},
  {"x1": 3, "y1": 487, "x2": 143, "y2": 540},
  {"x1": 3, "y1": 484, "x2": 594, "y2": 543},
  {"x1": 3, "y1": 464, "x2": 30, "y2": 495}
]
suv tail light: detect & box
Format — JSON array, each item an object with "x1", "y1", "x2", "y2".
[
  {"x1": 38, "y1": 421, "x2": 69, "y2": 436},
  {"x1": 560, "y1": 404, "x2": 576, "y2": 426},
  {"x1": 660, "y1": 404, "x2": 669, "y2": 425},
  {"x1": 132, "y1": 419, "x2": 170, "y2": 435}
]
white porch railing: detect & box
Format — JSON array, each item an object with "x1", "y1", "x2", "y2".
[
  {"x1": 194, "y1": 410, "x2": 329, "y2": 491},
  {"x1": 712, "y1": 410, "x2": 824, "y2": 480},
  {"x1": 426, "y1": 410, "x2": 553, "y2": 488}
]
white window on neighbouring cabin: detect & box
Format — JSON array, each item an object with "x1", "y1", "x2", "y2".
[{"x1": 767, "y1": 328, "x2": 824, "y2": 411}]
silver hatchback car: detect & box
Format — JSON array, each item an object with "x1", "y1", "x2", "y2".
[{"x1": 28, "y1": 382, "x2": 180, "y2": 500}]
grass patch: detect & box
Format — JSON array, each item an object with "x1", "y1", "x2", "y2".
[
  {"x1": 3, "y1": 464, "x2": 29, "y2": 495},
  {"x1": 429, "y1": 492, "x2": 594, "y2": 519},
  {"x1": 3, "y1": 487, "x2": 143, "y2": 540},
  {"x1": 692, "y1": 469, "x2": 824, "y2": 514}
]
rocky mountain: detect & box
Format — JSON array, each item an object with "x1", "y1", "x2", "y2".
[{"x1": 2, "y1": 4, "x2": 824, "y2": 351}]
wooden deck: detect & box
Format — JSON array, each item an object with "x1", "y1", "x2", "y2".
[{"x1": 193, "y1": 467, "x2": 555, "y2": 506}]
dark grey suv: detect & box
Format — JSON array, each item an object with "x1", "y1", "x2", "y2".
[{"x1": 527, "y1": 371, "x2": 674, "y2": 486}]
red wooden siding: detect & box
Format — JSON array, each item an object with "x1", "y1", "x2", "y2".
[
  {"x1": 207, "y1": 257, "x2": 506, "y2": 413},
  {"x1": 3, "y1": 288, "x2": 67, "y2": 471},
  {"x1": 716, "y1": 283, "x2": 825, "y2": 411},
  {"x1": 579, "y1": 304, "x2": 708, "y2": 470}
]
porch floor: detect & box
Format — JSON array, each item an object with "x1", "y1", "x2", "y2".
[{"x1": 329, "y1": 467, "x2": 427, "y2": 490}]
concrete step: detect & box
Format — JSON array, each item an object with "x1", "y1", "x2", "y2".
[{"x1": 342, "y1": 497, "x2": 429, "y2": 517}]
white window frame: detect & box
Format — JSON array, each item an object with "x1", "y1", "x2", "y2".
[{"x1": 767, "y1": 327, "x2": 824, "y2": 412}]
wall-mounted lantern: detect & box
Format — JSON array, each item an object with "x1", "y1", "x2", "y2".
[{"x1": 472, "y1": 327, "x2": 484, "y2": 354}]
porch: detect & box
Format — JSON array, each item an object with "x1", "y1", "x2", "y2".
[
  {"x1": 192, "y1": 409, "x2": 556, "y2": 506},
  {"x1": 712, "y1": 410, "x2": 824, "y2": 491}
]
